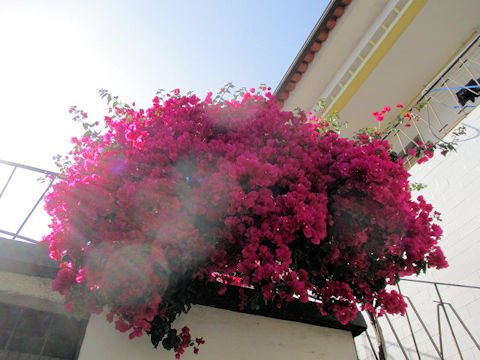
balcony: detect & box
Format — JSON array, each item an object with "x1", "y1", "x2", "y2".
[
  {"x1": 355, "y1": 279, "x2": 480, "y2": 360},
  {"x1": 381, "y1": 34, "x2": 480, "y2": 166}
]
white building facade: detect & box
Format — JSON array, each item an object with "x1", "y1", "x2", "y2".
[{"x1": 276, "y1": 1, "x2": 480, "y2": 358}]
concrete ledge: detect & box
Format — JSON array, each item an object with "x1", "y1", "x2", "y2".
[
  {"x1": 0, "y1": 238, "x2": 58, "y2": 278},
  {"x1": 0, "y1": 271, "x2": 66, "y2": 315}
]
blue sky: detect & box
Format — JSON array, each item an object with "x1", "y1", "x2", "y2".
[
  {"x1": 0, "y1": 0, "x2": 328, "y2": 241},
  {"x1": 0, "y1": 0, "x2": 329, "y2": 170}
]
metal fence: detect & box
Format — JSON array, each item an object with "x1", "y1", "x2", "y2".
[
  {"x1": 358, "y1": 279, "x2": 480, "y2": 360},
  {"x1": 0, "y1": 159, "x2": 59, "y2": 244}
]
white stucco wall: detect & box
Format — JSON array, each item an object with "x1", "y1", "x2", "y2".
[
  {"x1": 355, "y1": 105, "x2": 480, "y2": 359},
  {"x1": 78, "y1": 305, "x2": 358, "y2": 360}
]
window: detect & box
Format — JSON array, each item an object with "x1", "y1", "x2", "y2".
[{"x1": 0, "y1": 302, "x2": 87, "y2": 360}]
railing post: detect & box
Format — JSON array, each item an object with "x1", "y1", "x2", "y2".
[
  {"x1": 365, "y1": 331, "x2": 380, "y2": 360},
  {"x1": 445, "y1": 303, "x2": 480, "y2": 351},
  {"x1": 384, "y1": 314, "x2": 410, "y2": 360},
  {"x1": 460, "y1": 59, "x2": 480, "y2": 91},
  {"x1": 426, "y1": 101, "x2": 445, "y2": 129},
  {"x1": 404, "y1": 295, "x2": 443, "y2": 359},
  {"x1": 398, "y1": 284, "x2": 421, "y2": 359},
  {"x1": 434, "y1": 284, "x2": 464, "y2": 360},
  {"x1": 442, "y1": 77, "x2": 466, "y2": 110},
  {"x1": 11, "y1": 175, "x2": 56, "y2": 241},
  {"x1": 437, "y1": 303, "x2": 444, "y2": 359},
  {"x1": 395, "y1": 131, "x2": 412, "y2": 167},
  {"x1": 0, "y1": 166, "x2": 17, "y2": 200}
]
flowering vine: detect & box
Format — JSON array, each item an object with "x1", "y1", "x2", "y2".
[
  {"x1": 363, "y1": 102, "x2": 466, "y2": 166},
  {"x1": 44, "y1": 87, "x2": 447, "y2": 357}
]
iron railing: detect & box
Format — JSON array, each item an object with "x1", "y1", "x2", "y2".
[
  {"x1": 383, "y1": 34, "x2": 480, "y2": 167},
  {"x1": 358, "y1": 279, "x2": 480, "y2": 360},
  {"x1": 0, "y1": 159, "x2": 59, "y2": 243}
]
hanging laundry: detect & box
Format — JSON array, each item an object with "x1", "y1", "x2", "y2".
[{"x1": 456, "y1": 78, "x2": 480, "y2": 106}]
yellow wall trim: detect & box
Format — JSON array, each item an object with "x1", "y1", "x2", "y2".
[{"x1": 329, "y1": 0, "x2": 428, "y2": 114}]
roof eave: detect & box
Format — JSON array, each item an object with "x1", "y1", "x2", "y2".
[{"x1": 274, "y1": 0, "x2": 353, "y2": 108}]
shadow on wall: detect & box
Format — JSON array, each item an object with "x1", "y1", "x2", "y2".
[{"x1": 457, "y1": 122, "x2": 480, "y2": 142}]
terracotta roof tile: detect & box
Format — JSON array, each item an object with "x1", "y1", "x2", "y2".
[
  {"x1": 274, "y1": 0, "x2": 353, "y2": 107},
  {"x1": 317, "y1": 31, "x2": 329, "y2": 42},
  {"x1": 311, "y1": 41, "x2": 322, "y2": 53},
  {"x1": 304, "y1": 52, "x2": 315, "y2": 63},
  {"x1": 333, "y1": 6, "x2": 345, "y2": 18},
  {"x1": 326, "y1": 18, "x2": 337, "y2": 30},
  {"x1": 297, "y1": 62, "x2": 309, "y2": 73},
  {"x1": 291, "y1": 72, "x2": 303, "y2": 82}
]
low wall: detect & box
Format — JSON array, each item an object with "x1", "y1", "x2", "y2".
[{"x1": 79, "y1": 305, "x2": 359, "y2": 360}]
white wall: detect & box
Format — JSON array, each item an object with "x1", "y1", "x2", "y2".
[
  {"x1": 355, "y1": 105, "x2": 480, "y2": 359},
  {"x1": 78, "y1": 305, "x2": 358, "y2": 360}
]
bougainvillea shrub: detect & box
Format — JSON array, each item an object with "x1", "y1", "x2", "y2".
[{"x1": 44, "y1": 88, "x2": 447, "y2": 357}]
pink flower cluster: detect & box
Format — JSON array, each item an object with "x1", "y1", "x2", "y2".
[
  {"x1": 44, "y1": 89, "x2": 447, "y2": 356},
  {"x1": 372, "y1": 106, "x2": 391, "y2": 122}
]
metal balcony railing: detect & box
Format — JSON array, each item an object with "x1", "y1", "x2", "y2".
[
  {"x1": 0, "y1": 159, "x2": 59, "y2": 244},
  {"x1": 383, "y1": 34, "x2": 480, "y2": 166},
  {"x1": 357, "y1": 279, "x2": 480, "y2": 360}
]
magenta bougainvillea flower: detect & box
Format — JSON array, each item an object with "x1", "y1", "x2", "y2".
[{"x1": 44, "y1": 89, "x2": 447, "y2": 357}]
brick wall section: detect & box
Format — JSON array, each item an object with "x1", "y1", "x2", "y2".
[{"x1": 356, "y1": 104, "x2": 480, "y2": 359}]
